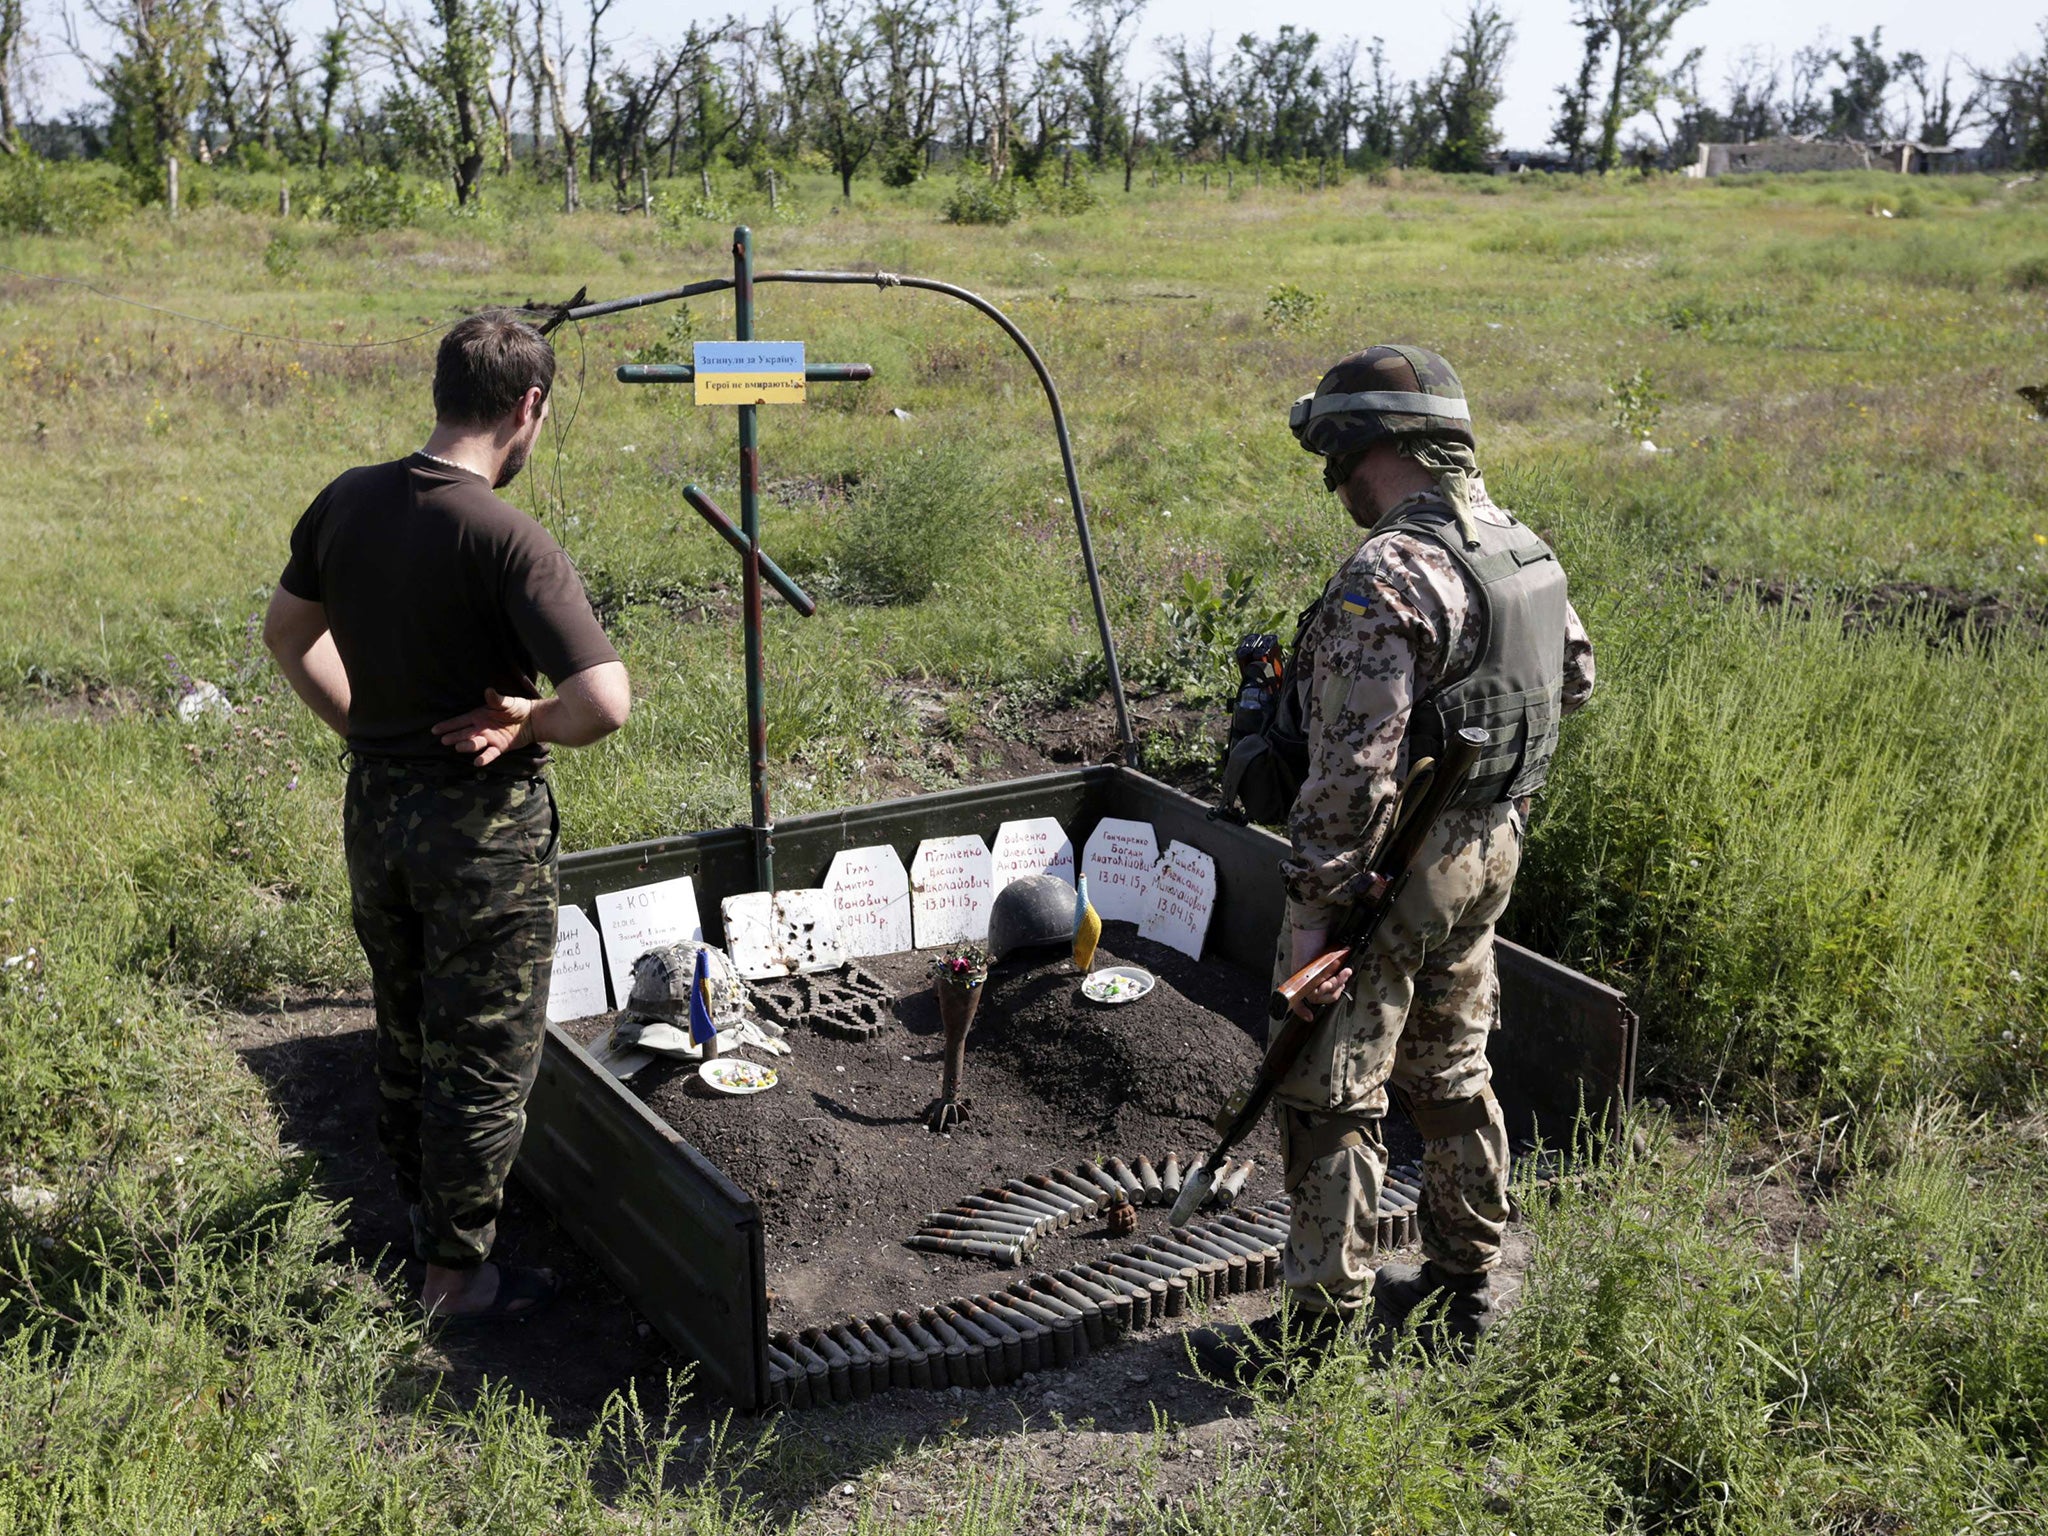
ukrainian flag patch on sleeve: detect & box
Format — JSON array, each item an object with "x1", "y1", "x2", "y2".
[{"x1": 1339, "y1": 588, "x2": 1373, "y2": 617}]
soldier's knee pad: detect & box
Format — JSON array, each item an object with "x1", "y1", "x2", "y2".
[
  {"x1": 1278, "y1": 1106, "x2": 1381, "y2": 1193},
  {"x1": 1405, "y1": 1085, "x2": 1500, "y2": 1142}
]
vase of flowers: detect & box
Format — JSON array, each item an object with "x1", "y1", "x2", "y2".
[{"x1": 926, "y1": 941, "x2": 988, "y2": 1132}]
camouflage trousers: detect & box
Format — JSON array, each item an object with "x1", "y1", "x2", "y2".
[
  {"x1": 1271, "y1": 801, "x2": 1521, "y2": 1316},
  {"x1": 343, "y1": 759, "x2": 559, "y2": 1269}
]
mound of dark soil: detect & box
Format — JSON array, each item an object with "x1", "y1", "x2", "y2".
[
  {"x1": 563, "y1": 925, "x2": 1293, "y2": 1329},
  {"x1": 1701, "y1": 565, "x2": 2048, "y2": 647}
]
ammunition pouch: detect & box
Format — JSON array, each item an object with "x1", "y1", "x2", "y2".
[{"x1": 1277, "y1": 1106, "x2": 1384, "y2": 1192}]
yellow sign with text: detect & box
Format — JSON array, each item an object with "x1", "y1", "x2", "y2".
[{"x1": 693, "y1": 342, "x2": 806, "y2": 405}]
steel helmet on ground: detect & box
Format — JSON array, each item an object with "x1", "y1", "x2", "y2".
[
  {"x1": 987, "y1": 874, "x2": 1078, "y2": 962},
  {"x1": 1289, "y1": 345, "x2": 1474, "y2": 488}
]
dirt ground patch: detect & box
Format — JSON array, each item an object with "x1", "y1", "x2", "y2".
[
  {"x1": 1701, "y1": 566, "x2": 2048, "y2": 646},
  {"x1": 566, "y1": 927, "x2": 1343, "y2": 1330}
]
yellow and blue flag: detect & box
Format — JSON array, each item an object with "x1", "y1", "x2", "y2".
[
  {"x1": 688, "y1": 946, "x2": 718, "y2": 1046},
  {"x1": 1073, "y1": 875, "x2": 1102, "y2": 973}
]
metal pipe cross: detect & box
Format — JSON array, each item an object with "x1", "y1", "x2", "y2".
[{"x1": 613, "y1": 226, "x2": 871, "y2": 893}]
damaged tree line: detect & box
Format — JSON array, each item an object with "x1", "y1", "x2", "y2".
[{"x1": 9, "y1": 0, "x2": 2048, "y2": 214}]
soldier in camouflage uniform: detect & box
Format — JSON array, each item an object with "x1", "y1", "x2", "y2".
[
  {"x1": 1215, "y1": 345, "x2": 1594, "y2": 1372},
  {"x1": 265, "y1": 312, "x2": 630, "y2": 1322}
]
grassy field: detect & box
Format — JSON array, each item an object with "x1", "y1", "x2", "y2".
[{"x1": 2, "y1": 163, "x2": 2047, "y2": 1531}]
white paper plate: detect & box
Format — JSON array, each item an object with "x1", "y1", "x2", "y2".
[
  {"x1": 1081, "y1": 965, "x2": 1156, "y2": 1006},
  {"x1": 698, "y1": 1057, "x2": 779, "y2": 1095}
]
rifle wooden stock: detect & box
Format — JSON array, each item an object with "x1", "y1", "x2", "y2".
[{"x1": 1271, "y1": 947, "x2": 1351, "y2": 1019}]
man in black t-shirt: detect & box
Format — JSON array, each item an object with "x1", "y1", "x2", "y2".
[{"x1": 265, "y1": 311, "x2": 630, "y2": 1324}]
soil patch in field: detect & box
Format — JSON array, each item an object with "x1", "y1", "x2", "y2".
[
  {"x1": 1701, "y1": 566, "x2": 2048, "y2": 647},
  {"x1": 564, "y1": 925, "x2": 1375, "y2": 1330}
]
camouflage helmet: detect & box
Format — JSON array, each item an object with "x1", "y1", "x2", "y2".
[
  {"x1": 1288, "y1": 345, "x2": 1474, "y2": 489},
  {"x1": 627, "y1": 941, "x2": 747, "y2": 1029}
]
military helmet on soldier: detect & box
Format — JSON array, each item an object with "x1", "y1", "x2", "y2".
[{"x1": 1288, "y1": 345, "x2": 1474, "y2": 490}]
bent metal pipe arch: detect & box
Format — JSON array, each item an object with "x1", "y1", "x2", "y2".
[{"x1": 556, "y1": 267, "x2": 1137, "y2": 758}]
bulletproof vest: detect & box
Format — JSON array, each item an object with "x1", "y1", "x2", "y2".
[{"x1": 1376, "y1": 500, "x2": 1570, "y2": 807}]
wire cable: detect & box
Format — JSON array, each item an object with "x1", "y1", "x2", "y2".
[{"x1": 0, "y1": 258, "x2": 460, "y2": 349}]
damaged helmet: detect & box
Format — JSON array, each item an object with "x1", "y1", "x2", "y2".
[
  {"x1": 987, "y1": 875, "x2": 1077, "y2": 963},
  {"x1": 1288, "y1": 344, "x2": 1474, "y2": 489},
  {"x1": 627, "y1": 941, "x2": 747, "y2": 1030}
]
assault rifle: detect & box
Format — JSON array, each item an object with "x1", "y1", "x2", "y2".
[{"x1": 1169, "y1": 725, "x2": 1488, "y2": 1226}]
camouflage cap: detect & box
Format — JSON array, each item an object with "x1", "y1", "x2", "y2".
[{"x1": 1288, "y1": 345, "x2": 1475, "y2": 486}]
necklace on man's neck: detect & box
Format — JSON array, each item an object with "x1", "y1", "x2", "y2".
[{"x1": 416, "y1": 447, "x2": 476, "y2": 475}]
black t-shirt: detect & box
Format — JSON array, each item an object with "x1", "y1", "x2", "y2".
[{"x1": 279, "y1": 454, "x2": 618, "y2": 773}]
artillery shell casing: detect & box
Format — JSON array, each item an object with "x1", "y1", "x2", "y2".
[
  {"x1": 906, "y1": 1234, "x2": 1025, "y2": 1266},
  {"x1": 1169, "y1": 1228, "x2": 1250, "y2": 1293},
  {"x1": 766, "y1": 1343, "x2": 809, "y2": 1410},
  {"x1": 852, "y1": 1319, "x2": 896, "y2": 1394},
  {"x1": 1003, "y1": 1287, "x2": 1079, "y2": 1366},
  {"x1": 780, "y1": 1330, "x2": 833, "y2": 1401},
  {"x1": 953, "y1": 1198, "x2": 1049, "y2": 1235},
  {"x1": 1004, "y1": 1178, "x2": 1083, "y2": 1225},
  {"x1": 1161, "y1": 1152, "x2": 1184, "y2": 1199},
  {"x1": 895, "y1": 1310, "x2": 949, "y2": 1390},
  {"x1": 954, "y1": 1297, "x2": 1026, "y2": 1380},
  {"x1": 1080, "y1": 1260, "x2": 1157, "y2": 1328},
  {"x1": 937, "y1": 1301, "x2": 1006, "y2": 1385},
  {"x1": 1028, "y1": 1171, "x2": 1100, "y2": 1218},
  {"x1": 1215, "y1": 1158, "x2": 1255, "y2": 1207},
  {"x1": 1007, "y1": 1286, "x2": 1089, "y2": 1359},
  {"x1": 980, "y1": 1185, "x2": 1068, "y2": 1225},
  {"x1": 801, "y1": 1326, "x2": 853, "y2": 1403},
  {"x1": 1056, "y1": 1266, "x2": 1131, "y2": 1333},
  {"x1": 927, "y1": 1212, "x2": 1037, "y2": 1240},
  {"x1": 1192, "y1": 1219, "x2": 1274, "y2": 1289},
  {"x1": 1022, "y1": 1276, "x2": 1101, "y2": 1350},
  {"x1": 921, "y1": 1305, "x2": 986, "y2": 1389},
  {"x1": 1103, "y1": 1156, "x2": 1147, "y2": 1200},
  {"x1": 1075, "y1": 1161, "x2": 1125, "y2": 1199},
  {"x1": 870, "y1": 1316, "x2": 920, "y2": 1390},
  {"x1": 1099, "y1": 1253, "x2": 1186, "y2": 1317},
  {"x1": 935, "y1": 1209, "x2": 1044, "y2": 1239},
  {"x1": 974, "y1": 1295, "x2": 1045, "y2": 1375},
  {"x1": 1044, "y1": 1167, "x2": 1110, "y2": 1213},
  {"x1": 826, "y1": 1323, "x2": 876, "y2": 1400},
  {"x1": 1134, "y1": 1238, "x2": 1219, "y2": 1302},
  {"x1": 1134, "y1": 1156, "x2": 1165, "y2": 1204}
]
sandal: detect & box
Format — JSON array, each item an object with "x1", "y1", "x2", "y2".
[{"x1": 429, "y1": 1264, "x2": 561, "y2": 1328}]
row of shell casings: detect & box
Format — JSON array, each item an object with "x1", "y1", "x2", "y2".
[
  {"x1": 902, "y1": 1155, "x2": 1258, "y2": 1266},
  {"x1": 1373, "y1": 1163, "x2": 1425, "y2": 1250},
  {"x1": 770, "y1": 1199, "x2": 1295, "y2": 1408}
]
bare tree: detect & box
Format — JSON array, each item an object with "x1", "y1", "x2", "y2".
[
  {"x1": 1551, "y1": 7, "x2": 1608, "y2": 169},
  {"x1": 1897, "y1": 52, "x2": 1978, "y2": 147},
  {"x1": 71, "y1": 0, "x2": 220, "y2": 192},
  {"x1": 805, "y1": 0, "x2": 879, "y2": 198},
  {"x1": 1588, "y1": 0, "x2": 1705, "y2": 172},
  {"x1": 344, "y1": 0, "x2": 501, "y2": 204},
  {"x1": 0, "y1": 0, "x2": 27, "y2": 154}
]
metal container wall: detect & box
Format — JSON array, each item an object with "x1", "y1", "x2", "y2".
[{"x1": 518, "y1": 766, "x2": 1635, "y2": 1409}]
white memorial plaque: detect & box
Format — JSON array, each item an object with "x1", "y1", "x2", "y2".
[
  {"x1": 721, "y1": 889, "x2": 846, "y2": 979},
  {"x1": 1082, "y1": 817, "x2": 1161, "y2": 923},
  {"x1": 825, "y1": 846, "x2": 914, "y2": 958},
  {"x1": 594, "y1": 875, "x2": 703, "y2": 1009},
  {"x1": 910, "y1": 834, "x2": 994, "y2": 948},
  {"x1": 545, "y1": 904, "x2": 611, "y2": 1022},
  {"x1": 1139, "y1": 840, "x2": 1218, "y2": 961},
  {"x1": 991, "y1": 817, "x2": 1076, "y2": 894}
]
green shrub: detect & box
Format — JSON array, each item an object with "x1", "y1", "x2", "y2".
[
  {"x1": 879, "y1": 141, "x2": 923, "y2": 188},
  {"x1": 320, "y1": 167, "x2": 423, "y2": 232},
  {"x1": 833, "y1": 444, "x2": 991, "y2": 604},
  {"x1": 1263, "y1": 282, "x2": 1327, "y2": 332},
  {"x1": 2009, "y1": 254, "x2": 2048, "y2": 292},
  {"x1": 942, "y1": 176, "x2": 1020, "y2": 226},
  {"x1": 1029, "y1": 172, "x2": 1099, "y2": 216},
  {"x1": 0, "y1": 157, "x2": 132, "y2": 235}
]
